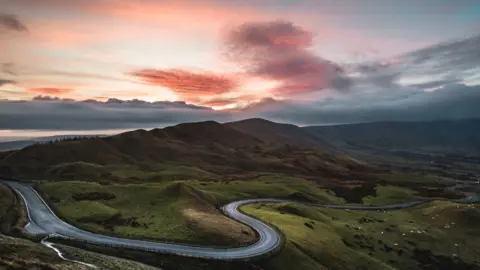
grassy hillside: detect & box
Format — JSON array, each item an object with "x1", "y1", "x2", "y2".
[
  {"x1": 38, "y1": 176, "x2": 345, "y2": 246},
  {"x1": 362, "y1": 186, "x2": 421, "y2": 205},
  {"x1": 1, "y1": 183, "x2": 163, "y2": 270},
  {"x1": 38, "y1": 181, "x2": 256, "y2": 246},
  {"x1": 38, "y1": 175, "x2": 458, "y2": 250},
  {"x1": 0, "y1": 120, "x2": 367, "y2": 181},
  {"x1": 244, "y1": 201, "x2": 480, "y2": 270},
  {"x1": 0, "y1": 233, "x2": 90, "y2": 270}
]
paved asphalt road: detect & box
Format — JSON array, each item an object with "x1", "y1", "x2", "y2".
[{"x1": 2, "y1": 180, "x2": 479, "y2": 260}]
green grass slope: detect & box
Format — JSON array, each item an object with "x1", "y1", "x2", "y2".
[
  {"x1": 244, "y1": 201, "x2": 480, "y2": 270},
  {"x1": 38, "y1": 181, "x2": 257, "y2": 246},
  {"x1": 38, "y1": 176, "x2": 344, "y2": 246}
]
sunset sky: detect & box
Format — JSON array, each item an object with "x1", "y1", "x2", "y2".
[{"x1": 1, "y1": 0, "x2": 480, "y2": 138}]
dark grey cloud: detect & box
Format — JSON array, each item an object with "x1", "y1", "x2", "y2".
[
  {"x1": 2, "y1": 83, "x2": 478, "y2": 131},
  {"x1": 249, "y1": 84, "x2": 480, "y2": 125},
  {"x1": 369, "y1": 34, "x2": 479, "y2": 90},
  {"x1": 0, "y1": 97, "x2": 231, "y2": 130},
  {"x1": 0, "y1": 14, "x2": 28, "y2": 32},
  {"x1": 339, "y1": 34, "x2": 480, "y2": 93},
  {"x1": 0, "y1": 79, "x2": 16, "y2": 86}
]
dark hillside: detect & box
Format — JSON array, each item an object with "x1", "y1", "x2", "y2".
[
  {"x1": 0, "y1": 119, "x2": 366, "y2": 181},
  {"x1": 227, "y1": 118, "x2": 334, "y2": 150}
]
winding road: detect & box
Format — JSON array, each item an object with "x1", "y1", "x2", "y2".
[{"x1": 2, "y1": 180, "x2": 479, "y2": 260}]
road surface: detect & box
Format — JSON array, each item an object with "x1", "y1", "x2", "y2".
[{"x1": 2, "y1": 180, "x2": 479, "y2": 260}]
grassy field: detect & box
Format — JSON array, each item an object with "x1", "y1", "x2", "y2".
[
  {"x1": 38, "y1": 181, "x2": 256, "y2": 246},
  {"x1": 243, "y1": 201, "x2": 480, "y2": 270},
  {"x1": 188, "y1": 175, "x2": 346, "y2": 205},
  {"x1": 38, "y1": 175, "x2": 459, "y2": 248},
  {"x1": 1, "y1": 183, "x2": 164, "y2": 270},
  {"x1": 37, "y1": 176, "x2": 344, "y2": 246},
  {"x1": 35, "y1": 175, "x2": 479, "y2": 269},
  {"x1": 362, "y1": 186, "x2": 421, "y2": 205}
]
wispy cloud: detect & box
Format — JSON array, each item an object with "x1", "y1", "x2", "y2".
[
  {"x1": 28, "y1": 87, "x2": 74, "y2": 95},
  {"x1": 247, "y1": 84, "x2": 480, "y2": 125},
  {"x1": 129, "y1": 69, "x2": 238, "y2": 100},
  {"x1": 1, "y1": 63, "x2": 17, "y2": 76}
]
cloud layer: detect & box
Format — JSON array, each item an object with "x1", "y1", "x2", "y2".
[
  {"x1": 28, "y1": 87, "x2": 74, "y2": 95},
  {"x1": 129, "y1": 69, "x2": 238, "y2": 101},
  {"x1": 1, "y1": 83, "x2": 478, "y2": 130},
  {"x1": 0, "y1": 13, "x2": 28, "y2": 32},
  {"x1": 250, "y1": 84, "x2": 480, "y2": 125},
  {"x1": 0, "y1": 96, "x2": 225, "y2": 130}
]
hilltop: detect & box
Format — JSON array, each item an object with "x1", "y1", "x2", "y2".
[
  {"x1": 0, "y1": 119, "x2": 366, "y2": 181},
  {"x1": 227, "y1": 118, "x2": 334, "y2": 150}
]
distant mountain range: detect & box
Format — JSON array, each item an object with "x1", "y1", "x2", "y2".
[
  {"x1": 1, "y1": 118, "x2": 478, "y2": 180},
  {"x1": 304, "y1": 119, "x2": 480, "y2": 157}
]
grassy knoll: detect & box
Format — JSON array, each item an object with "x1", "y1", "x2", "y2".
[
  {"x1": 243, "y1": 201, "x2": 480, "y2": 270},
  {"x1": 362, "y1": 186, "x2": 421, "y2": 205},
  {"x1": 377, "y1": 173, "x2": 466, "y2": 199},
  {"x1": 38, "y1": 176, "x2": 343, "y2": 246},
  {"x1": 188, "y1": 175, "x2": 346, "y2": 205},
  {"x1": 38, "y1": 181, "x2": 257, "y2": 246}
]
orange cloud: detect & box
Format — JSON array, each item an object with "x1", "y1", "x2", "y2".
[
  {"x1": 199, "y1": 94, "x2": 257, "y2": 107},
  {"x1": 28, "y1": 87, "x2": 74, "y2": 95},
  {"x1": 130, "y1": 69, "x2": 238, "y2": 100}
]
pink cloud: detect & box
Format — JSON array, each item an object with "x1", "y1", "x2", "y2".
[
  {"x1": 129, "y1": 69, "x2": 238, "y2": 101},
  {"x1": 224, "y1": 20, "x2": 346, "y2": 94}
]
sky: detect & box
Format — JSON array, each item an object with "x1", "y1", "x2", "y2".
[{"x1": 1, "y1": 0, "x2": 480, "y2": 139}]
